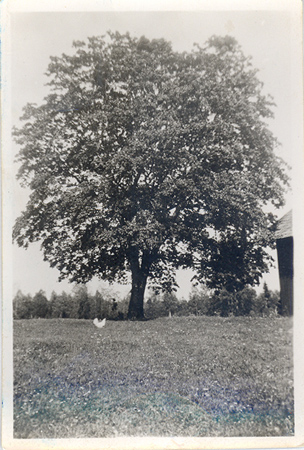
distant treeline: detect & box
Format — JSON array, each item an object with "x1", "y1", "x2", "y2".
[{"x1": 13, "y1": 283, "x2": 281, "y2": 320}]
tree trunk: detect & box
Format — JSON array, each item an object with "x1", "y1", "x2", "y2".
[
  {"x1": 127, "y1": 268, "x2": 148, "y2": 320},
  {"x1": 127, "y1": 250, "x2": 151, "y2": 320}
]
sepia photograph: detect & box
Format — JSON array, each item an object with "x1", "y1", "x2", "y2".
[{"x1": 2, "y1": 0, "x2": 303, "y2": 448}]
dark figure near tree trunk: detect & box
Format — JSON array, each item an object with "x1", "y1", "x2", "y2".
[{"x1": 111, "y1": 298, "x2": 118, "y2": 312}]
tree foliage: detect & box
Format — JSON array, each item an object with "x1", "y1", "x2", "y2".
[
  {"x1": 13, "y1": 290, "x2": 33, "y2": 319},
  {"x1": 188, "y1": 285, "x2": 211, "y2": 316},
  {"x1": 13, "y1": 32, "x2": 288, "y2": 319},
  {"x1": 32, "y1": 290, "x2": 49, "y2": 318}
]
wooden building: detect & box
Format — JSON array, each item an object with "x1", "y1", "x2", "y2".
[{"x1": 276, "y1": 210, "x2": 293, "y2": 316}]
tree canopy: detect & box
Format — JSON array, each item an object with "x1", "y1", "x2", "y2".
[{"x1": 13, "y1": 32, "x2": 288, "y2": 319}]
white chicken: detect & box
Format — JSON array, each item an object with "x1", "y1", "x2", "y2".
[{"x1": 93, "y1": 318, "x2": 106, "y2": 328}]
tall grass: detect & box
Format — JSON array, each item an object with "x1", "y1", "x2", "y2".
[{"x1": 14, "y1": 316, "x2": 293, "y2": 438}]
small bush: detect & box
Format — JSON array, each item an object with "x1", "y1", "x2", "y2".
[
  {"x1": 208, "y1": 289, "x2": 235, "y2": 316},
  {"x1": 188, "y1": 286, "x2": 212, "y2": 316},
  {"x1": 208, "y1": 285, "x2": 279, "y2": 318},
  {"x1": 13, "y1": 291, "x2": 33, "y2": 319}
]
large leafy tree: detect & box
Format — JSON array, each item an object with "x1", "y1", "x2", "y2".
[{"x1": 13, "y1": 32, "x2": 288, "y2": 319}]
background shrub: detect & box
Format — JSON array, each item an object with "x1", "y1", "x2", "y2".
[{"x1": 13, "y1": 282, "x2": 281, "y2": 320}]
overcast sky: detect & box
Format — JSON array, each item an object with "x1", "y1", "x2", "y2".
[{"x1": 7, "y1": 4, "x2": 301, "y2": 298}]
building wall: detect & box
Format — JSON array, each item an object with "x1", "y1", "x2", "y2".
[{"x1": 276, "y1": 236, "x2": 293, "y2": 316}]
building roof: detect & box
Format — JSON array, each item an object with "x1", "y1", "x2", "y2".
[{"x1": 275, "y1": 210, "x2": 292, "y2": 240}]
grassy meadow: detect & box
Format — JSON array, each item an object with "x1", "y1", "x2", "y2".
[{"x1": 14, "y1": 316, "x2": 293, "y2": 438}]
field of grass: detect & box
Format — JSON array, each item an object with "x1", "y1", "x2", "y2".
[{"x1": 13, "y1": 316, "x2": 293, "y2": 438}]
